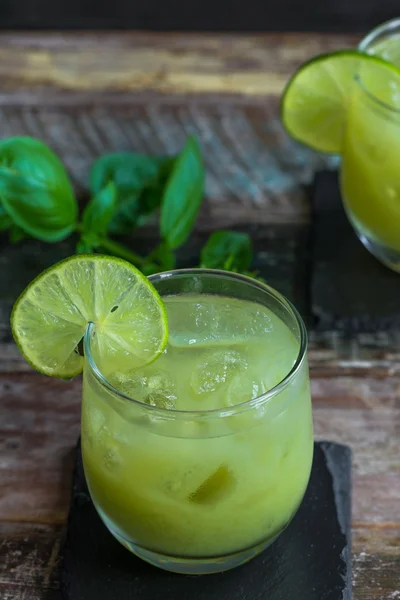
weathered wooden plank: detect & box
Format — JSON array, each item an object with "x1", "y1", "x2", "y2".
[
  {"x1": 0, "y1": 32, "x2": 358, "y2": 102},
  {"x1": 0, "y1": 374, "x2": 81, "y2": 523},
  {"x1": 3, "y1": 327, "x2": 400, "y2": 372},
  {"x1": 309, "y1": 330, "x2": 400, "y2": 374},
  {"x1": 352, "y1": 527, "x2": 400, "y2": 600},
  {"x1": 0, "y1": 35, "x2": 344, "y2": 232},
  {"x1": 4, "y1": 328, "x2": 400, "y2": 374},
  {"x1": 1, "y1": 369, "x2": 400, "y2": 526},
  {"x1": 0, "y1": 104, "x2": 331, "y2": 223},
  {"x1": 0, "y1": 28, "x2": 398, "y2": 600},
  {"x1": 1, "y1": 523, "x2": 399, "y2": 600},
  {"x1": 313, "y1": 403, "x2": 400, "y2": 524},
  {"x1": 0, "y1": 523, "x2": 62, "y2": 600}
]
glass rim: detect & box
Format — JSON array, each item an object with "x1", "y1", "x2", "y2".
[
  {"x1": 83, "y1": 268, "x2": 308, "y2": 420},
  {"x1": 357, "y1": 17, "x2": 400, "y2": 115}
]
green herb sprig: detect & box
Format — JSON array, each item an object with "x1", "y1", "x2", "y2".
[{"x1": 0, "y1": 135, "x2": 258, "y2": 277}]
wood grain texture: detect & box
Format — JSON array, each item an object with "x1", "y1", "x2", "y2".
[
  {"x1": 0, "y1": 32, "x2": 345, "y2": 227},
  {"x1": 0, "y1": 523, "x2": 62, "y2": 600},
  {"x1": 1, "y1": 365, "x2": 399, "y2": 525},
  {"x1": 1, "y1": 524, "x2": 399, "y2": 600},
  {"x1": 0, "y1": 374, "x2": 80, "y2": 523},
  {"x1": 0, "y1": 32, "x2": 357, "y2": 102},
  {"x1": 0, "y1": 30, "x2": 399, "y2": 599},
  {"x1": 0, "y1": 104, "x2": 331, "y2": 225},
  {"x1": 352, "y1": 527, "x2": 400, "y2": 600},
  {"x1": 1, "y1": 337, "x2": 400, "y2": 598}
]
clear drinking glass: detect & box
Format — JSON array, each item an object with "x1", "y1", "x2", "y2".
[
  {"x1": 340, "y1": 18, "x2": 400, "y2": 271},
  {"x1": 81, "y1": 269, "x2": 313, "y2": 574}
]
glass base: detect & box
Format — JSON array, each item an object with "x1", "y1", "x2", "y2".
[
  {"x1": 356, "y1": 229, "x2": 400, "y2": 273},
  {"x1": 109, "y1": 527, "x2": 281, "y2": 574},
  {"x1": 342, "y1": 199, "x2": 400, "y2": 273},
  {"x1": 92, "y1": 485, "x2": 288, "y2": 574},
  {"x1": 96, "y1": 502, "x2": 284, "y2": 574}
]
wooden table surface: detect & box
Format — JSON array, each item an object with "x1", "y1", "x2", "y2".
[{"x1": 0, "y1": 31, "x2": 399, "y2": 600}]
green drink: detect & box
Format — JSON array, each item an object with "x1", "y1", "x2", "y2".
[
  {"x1": 281, "y1": 21, "x2": 400, "y2": 272},
  {"x1": 10, "y1": 257, "x2": 312, "y2": 574},
  {"x1": 82, "y1": 270, "x2": 313, "y2": 573},
  {"x1": 341, "y1": 19, "x2": 400, "y2": 271}
]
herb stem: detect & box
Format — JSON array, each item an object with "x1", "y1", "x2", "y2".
[{"x1": 100, "y1": 237, "x2": 147, "y2": 267}]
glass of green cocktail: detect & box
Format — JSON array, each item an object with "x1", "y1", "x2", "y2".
[
  {"x1": 341, "y1": 18, "x2": 400, "y2": 272},
  {"x1": 82, "y1": 269, "x2": 313, "y2": 574},
  {"x1": 10, "y1": 256, "x2": 312, "y2": 575},
  {"x1": 281, "y1": 19, "x2": 400, "y2": 273}
]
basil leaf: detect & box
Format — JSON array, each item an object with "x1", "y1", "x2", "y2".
[
  {"x1": 90, "y1": 153, "x2": 173, "y2": 235},
  {"x1": 135, "y1": 176, "x2": 170, "y2": 227},
  {"x1": 160, "y1": 136, "x2": 204, "y2": 249},
  {"x1": 200, "y1": 231, "x2": 253, "y2": 271},
  {"x1": 82, "y1": 181, "x2": 117, "y2": 236},
  {"x1": 0, "y1": 137, "x2": 78, "y2": 242}
]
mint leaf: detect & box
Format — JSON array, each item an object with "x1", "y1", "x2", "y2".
[
  {"x1": 200, "y1": 231, "x2": 253, "y2": 271},
  {"x1": 160, "y1": 136, "x2": 204, "y2": 249}
]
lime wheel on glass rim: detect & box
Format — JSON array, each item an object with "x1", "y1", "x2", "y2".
[
  {"x1": 10, "y1": 255, "x2": 168, "y2": 378},
  {"x1": 280, "y1": 49, "x2": 400, "y2": 153}
]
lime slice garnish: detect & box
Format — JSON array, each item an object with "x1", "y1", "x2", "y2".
[
  {"x1": 11, "y1": 255, "x2": 168, "y2": 378},
  {"x1": 281, "y1": 50, "x2": 400, "y2": 153}
]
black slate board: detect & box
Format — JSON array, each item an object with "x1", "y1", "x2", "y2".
[
  {"x1": 311, "y1": 170, "x2": 400, "y2": 332},
  {"x1": 61, "y1": 441, "x2": 352, "y2": 600}
]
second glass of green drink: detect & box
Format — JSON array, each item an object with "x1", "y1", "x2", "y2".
[
  {"x1": 81, "y1": 269, "x2": 313, "y2": 574},
  {"x1": 341, "y1": 18, "x2": 400, "y2": 271}
]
